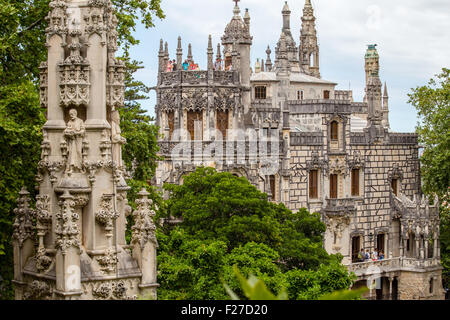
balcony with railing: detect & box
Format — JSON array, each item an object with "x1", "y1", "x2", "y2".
[{"x1": 159, "y1": 70, "x2": 238, "y2": 86}]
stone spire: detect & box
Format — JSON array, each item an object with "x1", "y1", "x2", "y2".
[
  {"x1": 364, "y1": 44, "x2": 380, "y2": 102},
  {"x1": 275, "y1": 2, "x2": 299, "y2": 73},
  {"x1": 176, "y1": 36, "x2": 183, "y2": 67},
  {"x1": 164, "y1": 41, "x2": 169, "y2": 68},
  {"x1": 187, "y1": 43, "x2": 193, "y2": 63},
  {"x1": 265, "y1": 45, "x2": 273, "y2": 71},
  {"x1": 299, "y1": 0, "x2": 320, "y2": 78},
  {"x1": 261, "y1": 59, "x2": 265, "y2": 72},
  {"x1": 222, "y1": 0, "x2": 252, "y2": 46},
  {"x1": 216, "y1": 43, "x2": 222, "y2": 61},
  {"x1": 158, "y1": 39, "x2": 165, "y2": 80},
  {"x1": 383, "y1": 82, "x2": 390, "y2": 129},
  {"x1": 244, "y1": 8, "x2": 250, "y2": 32},
  {"x1": 255, "y1": 58, "x2": 261, "y2": 73},
  {"x1": 13, "y1": 0, "x2": 157, "y2": 300},
  {"x1": 207, "y1": 35, "x2": 214, "y2": 70}
]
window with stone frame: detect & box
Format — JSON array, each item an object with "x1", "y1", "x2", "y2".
[
  {"x1": 225, "y1": 55, "x2": 232, "y2": 70},
  {"x1": 330, "y1": 121, "x2": 339, "y2": 141},
  {"x1": 352, "y1": 236, "x2": 361, "y2": 263},
  {"x1": 309, "y1": 170, "x2": 318, "y2": 199},
  {"x1": 187, "y1": 111, "x2": 203, "y2": 140},
  {"x1": 429, "y1": 278, "x2": 434, "y2": 294},
  {"x1": 324, "y1": 90, "x2": 330, "y2": 100},
  {"x1": 377, "y1": 233, "x2": 385, "y2": 254},
  {"x1": 391, "y1": 178, "x2": 399, "y2": 196},
  {"x1": 330, "y1": 174, "x2": 338, "y2": 199},
  {"x1": 216, "y1": 110, "x2": 229, "y2": 140},
  {"x1": 351, "y1": 168, "x2": 360, "y2": 197},
  {"x1": 167, "y1": 111, "x2": 175, "y2": 140},
  {"x1": 297, "y1": 90, "x2": 304, "y2": 100},
  {"x1": 269, "y1": 175, "x2": 276, "y2": 200},
  {"x1": 255, "y1": 86, "x2": 267, "y2": 100}
]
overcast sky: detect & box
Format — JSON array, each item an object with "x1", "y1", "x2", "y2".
[{"x1": 126, "y1": 0, "x2": 450, "y2": 133}]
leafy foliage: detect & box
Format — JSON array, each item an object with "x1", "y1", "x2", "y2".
[
  {"x1": 157, "y1": 168, "x2": 355, "y2": 300},
  {"x1": 408, "y1": 68, "x2": 450, "y2": 290},
  {"x1": 0, "y1": 0, "x2": 164, "y2": 299},
  {"x1": 408, "y1": 68, "x2": 450, "y2": 197}
]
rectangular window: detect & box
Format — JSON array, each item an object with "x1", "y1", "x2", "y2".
[
  {"x1": 351, "y1": 169, "x2": 360, "y2": 197},
  {"x1": 297, "y1": 90, "x2": 304, "y2": 100},
  {"x1": 330, "y1": 121, "x2": 339, "y2": 141},
  {"x1": 167, "y1": 111, "x2": 175, "y2": 140},
  {"x1": 330, "y1": 174, "x2": 338, "y2": 199},
  {"x1": 352, "y1": 236, "x2": 361, "y2": 263},
  {"x1": 377, "y1": 234, "x2": 385, "y2": 253},
  {"x1": 309, "y1": 170, "x2": 318, "y2": 199},
  {"x1": 187, "y1": 111, "x2": 203, "y2": 140},
  {"x1": 269, "y1": 175, "x2": 276, "y2": 200},
  {"x1": 255, "y1": 86, "x2": 267, "y2": 100},
  {"x1": 216, "y1": 110, "x2": 229, "y2": 140},
  {"x1": 392, "y1": 179, "x2": 398, "y2": 196},
  {"x1": 324, "y1": 90, "x2": 330, "y2": 100}
]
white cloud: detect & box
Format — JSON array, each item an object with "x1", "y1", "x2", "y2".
[{"x1": 131, "y1": 0, "x2": 450, "y2": 132}]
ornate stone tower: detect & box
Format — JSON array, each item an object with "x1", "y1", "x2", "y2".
[
  {"x1": 12, "y1": 0, "x2": 158, "y2": 300},
  {"x1": 299, "y1": 0, "x2": 320, "y2": 78}
]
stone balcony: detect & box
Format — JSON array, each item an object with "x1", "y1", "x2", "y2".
[
  {"x1": 159, "y1": 70, "x2": 238, "y2": 86},
  {"x1": 347, "y1": 258, "x2": 442, "y2": 279},
  {"x1": 323, "y1": 198, "x2": 357, "y2": 217}
]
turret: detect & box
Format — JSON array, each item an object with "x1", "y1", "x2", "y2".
[
  {"x1": 275, "y1": 2, "x2": 300, "y2": 72},
  {"x1": 383, "y1": 82, "x2": 390, "y2": 129},
  {"x1": 207, "y1": 35, "x2": 213, "y2": 70},
  {"x1": 187, "y1": 43, "x2": 193, "y2": 63},
  {"x1": 265, "y1": 45, "x2": 273, "y2": 71},
  {"x1": 299, "y1": 0, "x2": 320, "y2": 78},
  {"x1": 176, "y1": 36, "x2": 183, "y2": 67}
]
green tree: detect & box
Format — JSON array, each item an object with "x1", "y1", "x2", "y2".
[
  {"x1": 0, "y1": 0, "x2": 164, "y2": 299},
  {"x1": 157, "y1": 167, "x2": 355, "y2": 300},
  {"x1": 408, "y1": 68, "x2": 450, "y2": 291},
  {"x1": 408, "y1": 68, "x2": 450, "y2": 196}
]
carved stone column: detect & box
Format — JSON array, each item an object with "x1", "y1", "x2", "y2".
[{"x1": 131, "y1": 188, "x2": 159, "y2": 299}]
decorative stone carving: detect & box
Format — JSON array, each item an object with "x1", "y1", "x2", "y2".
[
  {"x1": 106, "y1": 62, "x2": 125, "y2": 108},
  {"x1": 35, "y1": 195, "x2": 52, "y2": 241},
  {"x1": 59, "y1": 30, "x2": 90, "y2": 107},
  {"x1": 131, "y1": 189, "x2": 157, "y2": 247},
  {"x1": 346, "y1": 150, "x2": 364, "y2": 169},
  {"x1": 325, "y1": 214, "x2": 351, "y2": 251},
  {"x1": 111, "y1": 110, "x2": 127, "y2": 168},
  {"x1": 23, "y1": 280, "x2": 52, "y2": 300},
  {"x1": 92, "y1": 280, "x2": 132, "y2": 300},
  {"x1": 45, "y1": 0, "x2": 68, "y2": 44},
  {"x1": 160, "y1": 89, "x2": 177, "y2": 112},
  {"x1": 329, "y1": 157, "x2": 347, "y2": 176},
  {"x1": 214, "y1": 88, "x2": 235, "y2": 111},
  {"x1": 84, "y1": 0, "x2": 110, "y2": 42},
  {"x1": 38, "y1": 160, "x2": 65, "y2": 185},
  {"x1": 55, "y1": 191, "x2": 80, "y2": 254},
  {"x1": 95, "y1": 195, "x2": 119, "y2": 238},
  {"x1": 12, "y1": 188, "x2": 35, "y2": 248},
  {"x1": 64, "y1": 109, "x2": 86, "y2": 174},
  {"x1": 96, "y1": 248, "x2": 118, "y2": 274},
  {"x1": 40, "y1": 130, "x2": 51, "y2": 161},
  {"x1": 182, "y1": 89, "x2": 208, "y2": 111},
  {"x1": 39, "y1": 62, "x2": 48, "y2": 109},
  {"x1": 35, "y1": 247, "x2": 53, "y2": 273},
  {"x1": 84, "y1": 160, "x2": 103, "y2": 185},
  {"x1": 100, "y1": 129, "x2": 112, "y2": 162}
]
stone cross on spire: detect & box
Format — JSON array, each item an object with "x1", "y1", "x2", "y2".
[{"x1": 233, "y1": 0, "x2": 240, "y2": 6}]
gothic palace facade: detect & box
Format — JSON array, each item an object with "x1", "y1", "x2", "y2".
[{"x1": 154, "y1": 1, "x2": 445, "y2": 300}]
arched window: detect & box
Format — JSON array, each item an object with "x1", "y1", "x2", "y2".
[{"x1": 330, "y1": 121, "x2": 338, "y2": 141}]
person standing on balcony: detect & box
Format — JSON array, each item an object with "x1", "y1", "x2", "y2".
[
  {"x1": 182, "y1": 59, "x2": 189, "y2": 71},
  {"x1": 172, "y1": 59, "x2": 177, "y2": 71},
  {"x1": 365, "y1": 249, "x2": 370, "y2": 260},
  {"x1": 166, "y1": 60, "x2": 173, "y2": 72}
]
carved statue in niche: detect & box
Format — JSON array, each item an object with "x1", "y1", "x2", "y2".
[
  {"x1": 111, "y1": 109, "x2": 126, "y2": 168},
  {"x1": 64, "y1": 109, "x2": 86, "y2": 174}
]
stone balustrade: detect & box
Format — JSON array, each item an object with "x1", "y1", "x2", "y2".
[
  {"x1": 347, "y1": 257, "x2": 442, "y2": 278},
  {"x1": 159, "y1": 70, "x2": 238, "y2": 86}
]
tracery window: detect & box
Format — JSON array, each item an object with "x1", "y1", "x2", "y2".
[{"x1": 324, "y1": 90, "x2": 330, "y2": 100}]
